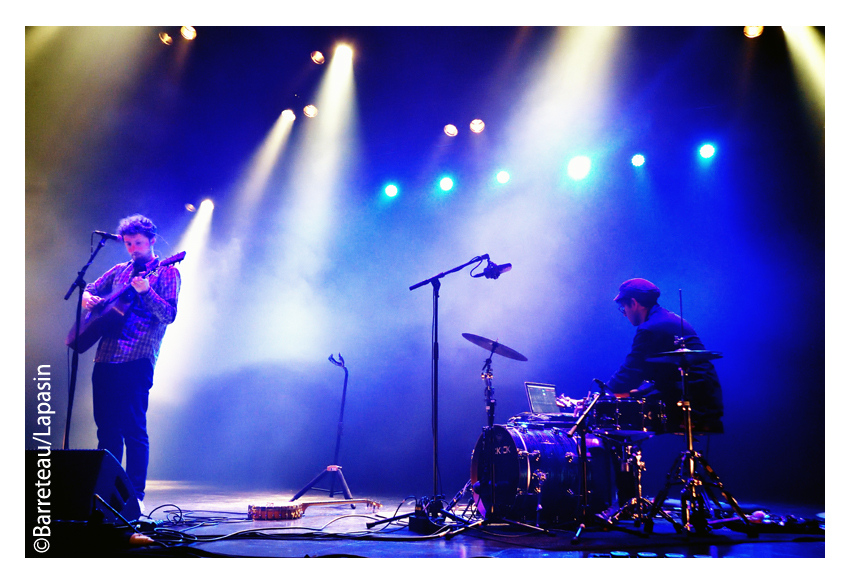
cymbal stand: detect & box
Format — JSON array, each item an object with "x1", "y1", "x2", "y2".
[
  {"x1": 643, "y1": 342, "x2": 752, "y2": 535},
  {"x1": 450, "y1": 353, "x2": 549, "y2": 537}
]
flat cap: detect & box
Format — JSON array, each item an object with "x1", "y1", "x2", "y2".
[{"x1": 614, "y1": 278, "x2": 661, "y2": 303}]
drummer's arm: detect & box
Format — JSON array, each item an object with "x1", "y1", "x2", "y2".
[{"x1": 608, "y1": 328, "x2": 653, "y2": 395}]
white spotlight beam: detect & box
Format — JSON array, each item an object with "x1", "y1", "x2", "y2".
[
  {"x1": 782, "y1": 27, "x2": 825, "y2": 122},
  {"x1": 244, "y1": 43, "x2": 357, "y2": 364},
  {"x1": 152, "y1": 200, "x2": 214, "y2": 405},
  {"x1": 502, "y1": 27, "x2": 622, "y2": 174},
  {"x1": 230, "y1": 111, "x2": 296, "y2": 239},
  {"x1": 240, "y1": 112, "x2": 296, "y2": 210}
]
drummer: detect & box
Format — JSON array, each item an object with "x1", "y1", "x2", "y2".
[{"x1": 607, "y1": 278, "x2": 723, "y2": 433}]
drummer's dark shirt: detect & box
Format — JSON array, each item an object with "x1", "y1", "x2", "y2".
[{"x1": 607, "y1": 304, "x2": 724, "y2": 433}]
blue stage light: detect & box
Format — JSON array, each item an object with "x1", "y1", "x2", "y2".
[
  {"x1": 699, "y1": 144, "x2": 716, "y2": 159},
  {"x1": 384, "y1": 184, "x2": 398, "y2": 197},
  {"x1": 631, "y1": 154, "x2": 646, "y2": 167},
  {"x1": 439, "y1": 177, "x2": 454, "y2": 191},
  {"x1": 496, "y1": 171, "x2": 510, "y2": 184}
]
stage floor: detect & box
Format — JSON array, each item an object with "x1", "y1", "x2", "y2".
[{"x1": 77, "y1": 480, "x2": 825, "y2": 559}]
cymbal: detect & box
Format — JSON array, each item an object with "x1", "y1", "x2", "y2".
[
  {"x1": 646, "y1": 348, "x2": 723, "y2": 366},
  {"x1": 462, "y1": 333, "x2": 528, "y2": 362}
]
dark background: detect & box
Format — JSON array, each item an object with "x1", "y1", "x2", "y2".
[{"x1": 25, "y1": 26, "x2": 824, "y2": 507}]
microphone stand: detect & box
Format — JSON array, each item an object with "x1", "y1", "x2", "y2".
[
  {"x1": 380, "y1": 255, "x2": 488, "y2": 535},
  {"x1": 568, "y1": 392, "x2": 648, "y2": 543},
  {"x1": 408, "y1": 254, "x2": 489, "y2": 500},
  {"x1": 62, "y1": 234, "x2": 112, "y2": 450}
]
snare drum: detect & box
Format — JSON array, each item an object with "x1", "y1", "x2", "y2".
[{"x1": 585, "y1": 397, "x2": 666, "y2": 437}]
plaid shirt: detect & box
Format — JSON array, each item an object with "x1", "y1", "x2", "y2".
[{"x1": 85, "y1": 256, "x2": 181, "y2": 366}]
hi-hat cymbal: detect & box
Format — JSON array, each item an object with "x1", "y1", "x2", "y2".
[
  {"x1": 646, "y1": 348, "x2": 723, "y2": 366},
  {"x1": 462, "y1": 333, "x2": 528, "y2": 362}
]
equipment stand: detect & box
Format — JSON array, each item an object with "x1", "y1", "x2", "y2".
[
  {"x1": 449, "y1": 351, "x2": 549, "y2": 537},
  {"x1": 643, "y1": 346, "x2": 752, "y2": 535},
  {"x1": 291, "y1": 354, "x2": 355, "y2": 505},
  {"x1": 62, "y1": 234, "x2": 112, "y2": 450},
  {"x1": 598, "y1": 437, "x2": 679, "y2": 531},
  {"x1": 409, "y1": 255, "x2": 490, "y2": 499}
]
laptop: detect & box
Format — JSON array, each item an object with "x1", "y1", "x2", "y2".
[{"x1": 524, "y1": 382, "x2": 561, "y2": 414}]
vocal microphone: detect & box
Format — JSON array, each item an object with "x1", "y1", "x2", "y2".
[
  {"x1": 473, "y1": 260, "x2": 512, "y2": 280},
  {"x1": 94, "y1": 230, "x2": 122, "y2": 241}
]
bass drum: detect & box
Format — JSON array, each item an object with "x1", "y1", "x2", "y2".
[{"x1": 470, "y1": 424, "x2": 616, "y2": 525}]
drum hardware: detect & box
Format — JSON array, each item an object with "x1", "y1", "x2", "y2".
[
  {"x1": 444, "y1": 480, "x2": 474, "y2": 514},
  {"x1": 567, "y1": 391, "x2": 637, "y2": 543},
  {"x1": 596, "y1": 436, "x2": 677, "y2": 530},
  {"x1": 449, "y1": 336, "x2": 550, "y2": 537},
  {"x1": 558, "y1": 385, "x2": 667, "y2": 540},
  {"x1": 642, "y1": 298, "x2": 754, "y2": 536},
  {"x1": 531, "y1": 470, "x2": 547, "y2": 526}
]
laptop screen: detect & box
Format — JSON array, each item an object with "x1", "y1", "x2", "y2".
[{"x1": 524, "y1": 382, "x2": 560, "y2": 414}]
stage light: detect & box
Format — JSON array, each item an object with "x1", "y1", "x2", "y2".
[
  {"x1": 567, "y1": 156, "x2": 591, "y2": 180},
  {"x1": 180, "y1": 26, "x2": 197, "y2": 41},
  {"x1": 282, "y1": 109, "x2": 296, "y2": 122},
  {"x1": 743, "y1": 26, "x2": 764, "y2": 39},
  {"x1": 496, "y1": 171, "x2": 510, "y2": 184},
  {"x1": 303, "y1": 105, "x2": 318, "y2": 118},
  {"x1": 311, "y1": 51, "x2": 325, "y2": 64},
  {"x1": 159, "y1": 32, "x2": 173, "y2": 46},
  {"x1": 200, "y1": 198, "x2": 214, "y2": 211},
  {"x1": 631, "y1": 154, "x2": 646, "y2": 167},
  {"x1": 444, "y1": 124, "x2": 458, "y2": 137},
  {"x1": 470, "y1": 119, "x2": 485, "y2": 134},
  {"x1": 699, "y1": 144, "x2": 716, "y2": 159},
  {"x1": 185, "y1": 203, "x2": 196, "y2": 212},
  {"x1": 439, "y1": 177, "x2": 454, "y2": 191},
  {"x1": 335, "y1": 44, "x2": 353, "y2": 61},
  {"x1": 385, "y1": 184, "x2": 399, "y2": 197}
]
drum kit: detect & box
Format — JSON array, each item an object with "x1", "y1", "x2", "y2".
[{"x1": 456, "y1": 332, "x2": 752, "y2": 537}]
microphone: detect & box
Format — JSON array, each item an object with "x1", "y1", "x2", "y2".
[
  {"x1": 94, "y1": 230, "x2": 122, "y2": 241},
  {"x1": 592, "y1": 378, "x2": 613, "y2": 395},
  {"x1": 473, "y1": 259, "x2": 512, "y2": 280}
]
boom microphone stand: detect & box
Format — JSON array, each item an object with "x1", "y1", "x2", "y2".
[
  {"x1": 408, "y1": 254, "x2": 491, "y2": 500},
  {"x1": 372, "y1": 255, "x2": 494, "y2": 535},
  {"x1": 62, "y1": 233, "x2": 113, "y2": 449},
  {"x1": 569, "y1": 392, "x2": 661, "y2": 542}
]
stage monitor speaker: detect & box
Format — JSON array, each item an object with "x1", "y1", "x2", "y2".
[{"x1": 26, "y1": 449, "x2": 141, "y2": 523}]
